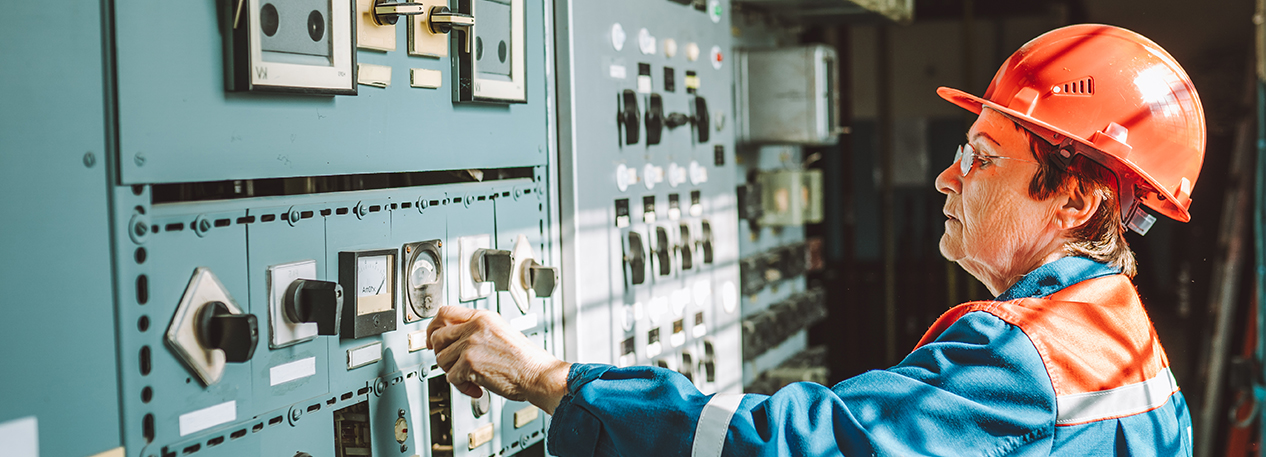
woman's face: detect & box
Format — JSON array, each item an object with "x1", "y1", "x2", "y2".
[{"x1": 936, "y1": 109, "x2": 1063, "y2": 291}]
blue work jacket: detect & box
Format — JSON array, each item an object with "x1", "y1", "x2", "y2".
[{"x1": 547, "y1": 257, "x2": 1192, "y2": 456}]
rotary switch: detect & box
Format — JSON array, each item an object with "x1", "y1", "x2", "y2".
[
  {"x1": 473, "y1": 248, "x2": 513, "y2": 292},
  {"x1": 167, "y1": 267, "x2": 256, "y2": 386},
  {"x1": 678, "y1": 224, "x2": 694, "y2": 271},
  {"x1": 699, "y1": 220, "x2": 715, "y2": 264},
  {"x1": 283, "y1": 279, "x2": 343, "y2": 335},
  {"x1": 618, "y1": 90, "x2": 640, "y2": 145},
  {"x1": 507, "y1": 234, "x2": 559, "y2": 314},
  {"x1": 525, "y1": 260, "x2": 558, "y2": 298},
  {"x1": 691, "y1": 96, "x2": 710, "y2": 143},
  {"x1": 625, "y1": 232, "x2": 647, "y2": 285},
  {"x1": 196, "y1": 301, "x2": 259, "y2": 363},
  {"x1": 653, "y1": 227, "x2": 672, "y2": 276},
  {"x1": 645, "y1": 94, "x2": 665, "y2": 145}
]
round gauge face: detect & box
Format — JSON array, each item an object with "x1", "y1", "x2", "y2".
[
  {"x1": 356, "y1": 254, "x2": 393, "y2": 315},
  {"x1": 409, "y1": 252, "x2": 439, "y2": 288}
]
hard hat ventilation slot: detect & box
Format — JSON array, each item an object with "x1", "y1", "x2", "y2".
[{"x1": 1052, "y1": 77, "x2": 1093, "y2": 96}]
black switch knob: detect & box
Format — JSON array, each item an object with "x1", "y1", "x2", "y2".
[
  {"x1": 665, "y1": 112, "x2": 690, "y2": 129},
  {"x1": 678, "y1": 224, "x2": 694, "y2": 271},
  {"x1": 473, "y1": 248, "x2": 513, "y2": 292},
  {"x1": 284, "y1": 279, "x2": 344, "y2": 335},
  {"x1": 196, "y1": 301, "x2": 258, "y2": 363},
  {"x1": 646, "y1": 94, "x2": 665, "y2": 145},
  {"x1": 625, "y1": 232, "x2": 646, "y2": 285},
  {"x1": 525, "y1": 260, "x2": 559, "y2": 298},
  {"x1": 654, "y1": 226, "x2": 672, "y2": 276},
  {"x1": 700, "y1": 220, "x2": 715, "y2": 264},
  {"x1": 618, "y1": 90, "x2": 640, "y2": 145},
  {"x1": 692, "y1": 96, "x2": 710, "y2": 143}
]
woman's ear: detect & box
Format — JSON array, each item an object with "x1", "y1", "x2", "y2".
[{"x1": 1053, "y1": 183, "x2": 1101, "y2": 231}]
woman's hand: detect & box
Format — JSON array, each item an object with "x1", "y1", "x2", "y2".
[{"x1": 426, "y1": 306, "x2": 571, "y2": 414}]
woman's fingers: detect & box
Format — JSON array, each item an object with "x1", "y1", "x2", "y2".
[{"x1": 426, "y1": 305, "x2": 479, "y2": 350}]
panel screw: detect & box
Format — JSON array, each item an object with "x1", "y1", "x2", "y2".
[
  {"x1": 358, "y1": 204, "x2": 369, "y2": 217},
  {"x1": 129, "y1": 212, "x2": 151, "y2": 245},
  {"x1": 83, "y1": 152, "x2": 96, "y2": 168},
  {"x1": 134, "y1": 152, "x2": 146, "y2": 167},
  {"x1": 197, "y1": 217, "x2": 212, "y2": 235},
  {"x1": 401, "y1": 444, "x2": 408, "y2": 453},
  {"x1": 288, "y1": 208, "x2": 301, "y2": 225},
  {"x1": 290, "y1": 407, "x2": 303, "y2": 422},
  {"x1": 398, "y1": 409, "x2": 406, "y2": 418}
]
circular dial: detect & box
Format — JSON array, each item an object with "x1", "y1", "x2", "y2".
[{"x1": 409, "y1": 252, "x2": 439, "y2": 288}]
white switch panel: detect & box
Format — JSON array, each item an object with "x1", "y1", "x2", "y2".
[{"x1": 266, "y1": 260, "x2": 319, "y2": 348}]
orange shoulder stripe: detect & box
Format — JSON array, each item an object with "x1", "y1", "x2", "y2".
[{"x1": 914, "y1": 275, "x2": 1171, "y2": 396}]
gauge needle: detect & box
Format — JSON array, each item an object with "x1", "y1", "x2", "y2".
[{"x1": 376, "y1": 276, "x2": 386, "y2": 294}]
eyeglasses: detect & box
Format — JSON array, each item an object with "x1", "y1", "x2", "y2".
[{"x1": 955, "y1": 143, "x2": 1037, "y2": 176}]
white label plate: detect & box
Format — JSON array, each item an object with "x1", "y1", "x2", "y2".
[
  {"x1": 179, "y1": 401, "x2": 236, "y2": 436},
  {"x1": 269, "y1": 357, "x2": 317, "y2": 386},
  {"x1": 348, "y1": 342, "x2": 383, "y2": 369}
]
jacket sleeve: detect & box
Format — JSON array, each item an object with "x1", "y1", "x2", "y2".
[{"x1": 546, "y1": 311, "x2": 1058, "y2": 457}]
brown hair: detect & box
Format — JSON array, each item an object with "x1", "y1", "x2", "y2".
[{"x1": 1019, "y1": 124, "x2": 1137, "y2": 277}]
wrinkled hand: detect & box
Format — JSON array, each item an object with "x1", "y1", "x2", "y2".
[{"x1": 427, "y1": 306, "x2": 571, "y2": 414}]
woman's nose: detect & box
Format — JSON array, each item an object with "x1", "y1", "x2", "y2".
[{"x1": 935, "y1": 159, "x2": 962, "y2": 196}]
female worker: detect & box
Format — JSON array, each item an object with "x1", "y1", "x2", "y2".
[{"x1": 427, "y1": 24, "x2": 1203, "y2": 455}]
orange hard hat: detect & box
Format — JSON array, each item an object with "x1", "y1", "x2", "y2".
[{"x1": 938, "y1": 24, "x2": 1205, "y2": 233}]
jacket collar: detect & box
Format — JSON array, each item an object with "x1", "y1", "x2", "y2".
[{"x1": 995, "y1": 256, "x2": 1120, "y2": 301}]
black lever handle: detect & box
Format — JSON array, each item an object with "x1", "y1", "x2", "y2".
[
  {"x1": 474, "y1": 248, "x2": 513, "y2": 292},
  {"x1": 646, "y1": 94, "x2": 664, "y2": 145},
  {"x1": 284, "y1": 279, "x2": 344, "y2": 335},
  {"x1": 196, "y1": 301, "x2": 258, "y2": 363},
  {"x1": 619, "y1": 90, "x2": 641, "y2": 145},
  {"x1": 526, "y1": 260, "x2": 559, "y2": 297},
  {"x1": 626, "y1": 232, "x2": 646, "y2": 285},
  {"x1": 372, "y1": 0, "x2": 425, "y2": 26},
  {"x1": 692, "y1": 96, "x2": 710, "y2": 143},
  {"x1": 655, "y1": 226, "x2": 672, "y2": 276}
]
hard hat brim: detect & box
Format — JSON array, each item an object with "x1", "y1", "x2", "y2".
[{"x1": 936, "y1": 86, "x2": 1191, "y2": 223}]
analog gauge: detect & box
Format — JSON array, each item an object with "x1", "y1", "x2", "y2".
[
  {"x1": 403, "y1": 240, "x2": 444, "y2": 321},
  {"x1": 356, "y1": 255, "x2": 392, "y2": 315},
  {"x1": 339, "y1": 249, "x2": 398, "y2": 338}
]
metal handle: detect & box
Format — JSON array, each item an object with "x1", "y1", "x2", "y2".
[
  {"x1": 373, "y1": 0, "x2": 426, "y2": 26},
  {"x1": 428, "y1": 6, "x2": 476, "y2": 53}
]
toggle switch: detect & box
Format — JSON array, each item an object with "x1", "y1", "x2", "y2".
[
  {"x1": 625, "y1": 232, "x2": 647, "y2": 285},
  {"x1": 373, "y1": 0, "x2": 425, "y2": 26},
  {"x1": 678, "y1": 224, "x2": 694, "y2": 271},
  {"x1": 699, "y1": 220, "x2": 714, "y2": 264},
  {"x1": 618, "y1": 90, "x2": 640, "y2": 145},
  {"x1": 646, "y1": 94, "x2": 665, "y2": 145},
  {"x1": 283, "y1": 279, "x2": 344, "y2": 335},
  {"x1": 473, "y1": 248, "x2": 513, "y2": 292},
  {"x1": 691, "y1": 96, "x2": 710, "y2": 143},
  {"x1": 196, "y1": 301, "x2": 259, "y2": 363},
  {"x1": 427, "y1": 6, "x2": 475, "y2": 53},
  {"x1": 654, "y1": 226, "x2": 672, "y2": 276}
]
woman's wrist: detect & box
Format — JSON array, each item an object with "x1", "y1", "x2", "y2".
[{"x1": 528, "y1": 360, "x2": 572, "y2": 415}]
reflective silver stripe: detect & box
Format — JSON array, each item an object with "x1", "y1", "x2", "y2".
[
  {"x1": 691, "y1": 394, "x2": 746, "y2": 457},
  {"x1": 1055, "y1": 367, "x2": 1178, "y2": 425}
]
